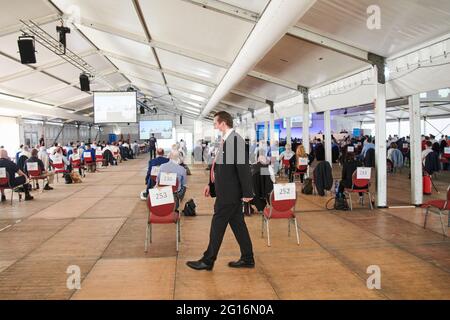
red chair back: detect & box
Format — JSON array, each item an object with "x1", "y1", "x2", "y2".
[
  {"x1": 282, "y1": 159, "x2": 290, "y2": 169},
  {"x1": 297, "y1": 165, "x2": 308, "y2": 173},
  {"x1": 352, "y1": 171, "x2": 370, "y2": 189},
  {"x1": 0, "y1": 170, "x2": 9, "y2": 187},
  {"x1": 52, "y1": 162, "x2": 65, "y2": 172},
  {"x1": 71, "y1": 158, "x2": 81, "y2": 169},
  {"x1": 147, "y1": 194, "x2": 175, "y2": 219},
  {"x1": 158, "y1": 179, "x2": 180, "y2": 193},
  {"x1": 270, "y1": 192, "x2": 296, "y2": 213}
]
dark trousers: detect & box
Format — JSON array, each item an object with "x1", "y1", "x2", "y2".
[
  {"x1": 7, "y1": 176, "x2": 31, "y2": 195},
  {"x1": 202, "y1": 202, "x2": 254, "y2": 265},
  {"x1": 149, "y1": 148, "x2": 156, "y2": 159}
]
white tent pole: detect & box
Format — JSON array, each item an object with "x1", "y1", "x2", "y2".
[
  {"x1": 409, "y1": 94, "x2": 423, "y2": 205},
  {"x1": 303, "y1": 96, "x2": 310, "y2": 154},
  {"x1": 269, "y1": 113, "x2": 275, "y2": 144},
  {"x1": 324, "y1": 110, "x2": 332, "y2": 165},
  {"x1": 286, "y1": 117, "x2": 292, "y2": 143},
  {"x1": 264, "y1": 121, "x2": 268, "y2": 142},
  {"x1": 200, "y1": 0, "x2": 317, "y2": 117},
  {"x1": 374, "y1": 66, "x2": 387, "y2": 208}
]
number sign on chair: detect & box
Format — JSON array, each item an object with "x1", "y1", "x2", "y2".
[
  {"x1": 347, "y1": 146, "x2": 355, "y2": 153},
  {"x1": 0, "y1": 168, "x2": 6, "y2": 178},
  {"x1": 356, "y1": 167, "x2": 371, "y2": 179},
  {"x1": 273, "y1": 183, "x2": 296, "y2": 201},
  {"x1": 159, "y1": 172, "x2": 177, "y2": 186},
  {"x1": 149, "y1": 186, "x2": 174, "y2": 206},
  {"x1": 72, "y1": 153, "x2": 80, "y2": 161},
  {"x1": 26, "y1": 162, "x2": 38, "y2": 172},
  {"x1": 299, "y1": 158, "x2": 308, "y2": 166},
  {"x1": 445, "y1": 147, "x2": 450, "y2": 155}
]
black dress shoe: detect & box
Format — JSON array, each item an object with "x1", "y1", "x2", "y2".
[
  {"x1": 186, "y1": 260, "x2": 213, "y2": 271},
  {"x1": 228, "y1": 259, "x2": 255, "y2": 268}
]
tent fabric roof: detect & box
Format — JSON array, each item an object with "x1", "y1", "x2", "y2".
[{"x1": 0, "y1": 0, "x2": 449, "y2": 123}]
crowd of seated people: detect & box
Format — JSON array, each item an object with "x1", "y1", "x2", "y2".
[{"x1": 0, "y1": 138, "x2": 143, "y2": 203}]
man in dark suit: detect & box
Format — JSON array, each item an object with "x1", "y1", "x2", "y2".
[{"x1": 187, "y1": 111, "x2": 255, "y2": 271}]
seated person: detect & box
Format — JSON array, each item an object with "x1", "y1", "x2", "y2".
[
  {"x1": 0, "y1": 149, "x2": 33, "y2": 201},
  {"x1": 145, "y1": 148, "x2": 170, "y2": 194},
  {"x1": 338, "y1": 153, "x2": 366, "y2": 198},
  {"x1": 280, "y1": 143, "x2": 295, "y2": 176},
  {"x1": 82, "y1": 144, "x2": 96, "y2": 172},
  {"x1": 50, "y1": 147, "x2": 69, "y2": 170},
  {"x1": 25, "y1": 148, "x2": 54, "y2": 190},
  {"x1": 156, "y1": 150, "x2": 187, "y2": 210},
  {"x1": 289, "y1": 144, "x2": 309, "y2": 183}
]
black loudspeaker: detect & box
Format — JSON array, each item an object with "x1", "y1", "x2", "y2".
[
  {"x1": 140, "y1": 106, "x2": 145, "y2": 114},
  {"x1": 79, "y1": 74, "x2": 90, "y2": 92},
  {"x1": 180, "y1": 115, "x2": 182, "y2": 125},
  {"x1": 18, "y1": 36, "x2": 36, "y2": 64}
]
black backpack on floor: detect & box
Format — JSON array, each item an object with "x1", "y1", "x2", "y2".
[
  {"x1": 182, "y1": 199, "x2": 196, "y2": 216},
  {"x1": 63, "y1": 172, "x2": 73, "y2": 184},
  {"x1": 302, "y1": 178, "x2": 313, "y2": 195}
]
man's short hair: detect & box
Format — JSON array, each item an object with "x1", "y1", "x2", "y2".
[
  {"x1": 214, "y1": 111, "x2": 234, "y2": 128},
  {"x1": 169, "y1": 150, "x2": 180, "y2": 162},
  {"x1": 426, "y1": 141, "x2": 432, "y2": 147},
  {"x1": 156, "y1": 148, "x2": 164, "y2": 156},
  {"x1": 31, "y1": 149, "x2": 38, "y2": 157}
]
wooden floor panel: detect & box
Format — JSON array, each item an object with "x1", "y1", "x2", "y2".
[{"x1": 0, "y1": 156, "x2": 449, "y2": 299}]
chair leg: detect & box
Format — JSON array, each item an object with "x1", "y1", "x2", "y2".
[
  {"x1": 348, "y1": 193, "x2": 353, "y2": 211},
  {"x1": 288, "y1": 219, "x2": 291, "y2": 237},
  {"x1": 149, "y1": 223, "x2": 152, "y2": 243},
  {"x1": 294, "y1": 218, "x2": 300, "y2": 245},
  {"x1": 438, "y1": 210, "x2": 447, "y2": 237},
  {"x1": 368, "y1": 193, "x2": 373, "y2": 210},
  {"x1": 175, "y1": 222, "x2": 179, "y2": 252},
  {"x1": 145, "y1": 224, "x2": 149, "y2": 253},
  {"x1": 424, "y1": 208, "x2": 429, "y2": 229},
  {"x1": 261, "y1": 215, "x2": 264, "y2": 238},
  {"x1": 266, "y1": 219, "x2": 271, "y2": 247}
]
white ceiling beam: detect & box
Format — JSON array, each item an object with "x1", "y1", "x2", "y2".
[
  {"x1": 247, "y1": 70, "x2": 301, "y2": 90},
  {"x1": 75, "y1": 18, "x2": 230, "y2": 69},
  {"x1": 25, "y1": 68, "x2": 117, "y2": 100},
  {"x1": 54, "y1": 94, "x2": 92, "y2": 108},
  {"x1": 100, "y1": 50, "x2": 217, "y2": 88},
  {"x1": 180, "y1": 0, "x2": 260, "y2": 23},
  {"x1": 0, "y1": 93, "x2": 92, "y2": 122},
  {"x1": 287, "y1": 26, "x2": 371, "y2": 63},
  {"x1": 201, "y1": 0, "x2": 317, "y2": 117},
  {"x1": 221, "y1": 100, "x2": 252, "y2": 111},
  {"x1": 0, "y1": 49, "x2": 97, "y2": 83},
  {"x1": 230, "y1": 89, "x2": 267, "y2": 103},
  {"x1": 0, "y1": 13, "x2": 61, "y2": 37}
]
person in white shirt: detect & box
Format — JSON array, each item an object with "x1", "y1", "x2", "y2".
[
  {"x1": 38, "y1": 146, "x2": 50, "y2": 171},
  {"x1": 50, "y1": 147, "x2": 69, "y2": 169},
  {"x1": 421, "y1": 141, "x2": 433, "y2": 166}
]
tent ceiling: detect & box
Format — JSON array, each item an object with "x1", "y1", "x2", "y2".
[
  {"x1": 253, "y1": 35, "x2": 367, "y2": 88},
  {"x1": 297, "y1": 0, "x2": 450, "y2": 57},
  {"x1": 0, "y1": 0, "x2": 449, "y2": 122}
]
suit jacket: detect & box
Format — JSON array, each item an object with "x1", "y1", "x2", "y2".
[
  {"x1": 251, "y1": 163, "x2": 273, "y2": 211},
  {"x1": 209, "y1": 131, "x2": 253, "y2": 206},
  {"x1": 313, "y1": 161, "x2": 333, "y2": 196}
]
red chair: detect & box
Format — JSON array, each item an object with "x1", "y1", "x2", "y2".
[
  {"x1": 293, "y1": 165, "x2": 308, "y2": 182},
  {"x1": 344, "y1": 170, "x2": 373, "y2": 211},
  {"x1": 421, "y1": 185, "x2": 450, "y2": 237},
  {"x1": 0, "y1": 171, "x2": 24, "y2": 205},
  {"x1": 145, "y1": 188, "x2": 181, "y2": 252},
  {"x1": 281, "y1": 159, "x2": 290, "y2": 178},
  {"x1": 51, "y1": 161, "x2": 66, "y2": 182},
  {"x1": 95, "y1": 151, "x2": 104, "y2": 167},
  {"x1": 262, "y1": 190, "x2": 300, "y2": 247},
  {"x1": 26, "y1": 162, "x2": 47, "y2": 192}
]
